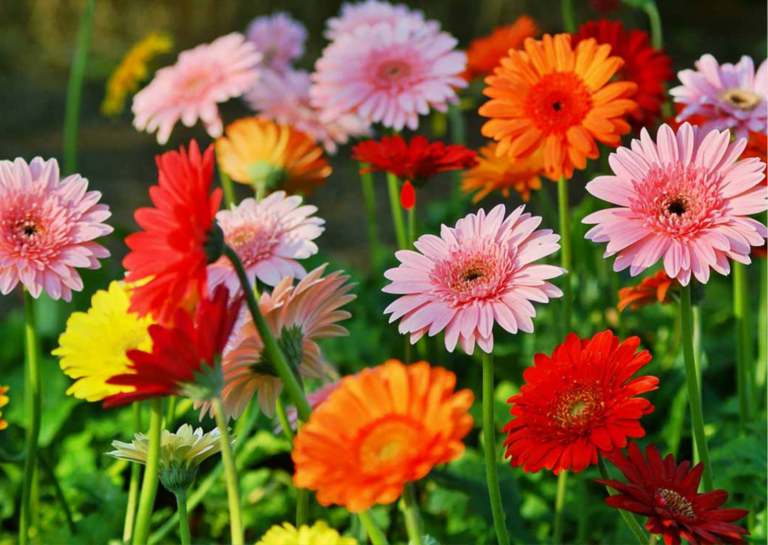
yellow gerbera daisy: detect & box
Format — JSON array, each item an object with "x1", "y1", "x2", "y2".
[
  {"x1": 101, "y1": 32, "x2": 173, "y2": 117},
  {"x1": 462, "y1": 142, "x2": 544, "y2": 203},
  {"x1": 256, "y1": 521, "x2": 357, "y2": 545},
  {"x1": 53, "y1": 281, "x2": 154, "y2": 402},
  {"x1": 0, "y1": 385, "x2": 9, "y2": 431}
]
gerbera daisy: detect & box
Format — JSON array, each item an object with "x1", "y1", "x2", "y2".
[
  {"x1": 479, "y1": 33, "x2": 638, "y2": 180},
  {"x1": 207, "y1": 191, "x2": 324, "y2": 290},
  {"x1": 0, "y1": 385, "x2": 8, "y2": 431},
  {"x1": 132, "y1": 33, "x2": 261, "y2": 144},
  {"x1": 599, "y1": 442, "x2": 750, "y2": 545},
  {"x1": 617, "y1": 270, "x2": 679, "y2": 312},
  {"x1": 464, "y1": 16, "x2": 538, "y2": 81},
  {"x1": 584, "y1": 123, "x2": 768, "y2": 285},
  {"x1": 245, "y1": 12, "x2": 307, "y2": 73},
  {"x1": 257, "y1": 521, "x2": 357, "y2": 545},
  {"x1": 292, "y1": 360, "x2": 473, "y2": 512},
  {"x1": 324, "y1": 0, "x2": 433, "y2": 41},
  {"x1": 461, "y1": 142, "x2": 544, "y2": 203},
  {"x1": 124, "y1": 141, "x2": 221, "y2": 324},
  {"x1": 742, "y1": 130, "x2": 767, "y2": 180},
  {"x1": 244, "y1": 68, "x2": 370, "y2": 154},
  {"x1": 671, "y1": 54, "x2": 767, "y2": 139},
  {"x1": 573, "y1": 20, "x2": 673, "y2": 129},
  {"x1": 103, "y1": 286, "x2": 241, "y2": 408},
  {"x1": 311, "y1": 19, "x2": 467, "y2": 131},
  {"x1": 0, "y1": 157, "x2": 112, "y2": 301},
  {"x1": 53, "y1": 281, "x2": 154, "y2": 402},
  {"x1": 216, "y1": 117, "x2": 331, "y2": 195},
  {"x1": 503, "y1": 330, "x2": 658, "y2": 474},
  {"x1": 383, "y1": 204, "x2": 563, "y2": 354}
]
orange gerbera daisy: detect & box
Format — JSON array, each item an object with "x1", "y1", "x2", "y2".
[
  {"x1": 464, "y1": 16, "x2": 539, "y2": 81},
  {"x1": 479, "y1": 33, "x2": 638, "y2": 180},
  {"x1": 617, "y1": 270, "x2": 679, "y2": 312},
  {"x1": 292, "y1": 360, "x2": 474, "y2": 512},
  {"x1": 462, "y1": 142, "x2": 543, "y2": 202},
  {"x1": 216, "y1": 116, "x2": 331, "y2": 195}
]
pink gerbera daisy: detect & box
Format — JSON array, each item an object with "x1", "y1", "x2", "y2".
[
  {"x1": 311, "y1": 19, "x2": 467, "y2": 131},
  {"x1": 324, "y1": 0, "x2": 434, "y2": 40},
  {"x1": 383, "y1": 204, "x2": 564, "y2": 354},
  {"x1": 584, "y1": 123, "x2": 768, "y2": 285},
  {"x1": 671, "y1": 54, "x2": 768, "y2": 139},
  {"x1": 0, "y1": 158, "x2": 112, "y2": 301},
  {"x1": 207, "y1": 190, "x2": 324, "y2": 291},
  {"x1": 246, "y1": 12, "x2": 307, "y2": 72},
  {"x1": 245, "y1": 68, "x2": 370, "y2": 154},
  {"x1": 133, "y1": 33, "x2": 261, "y2": 144}
]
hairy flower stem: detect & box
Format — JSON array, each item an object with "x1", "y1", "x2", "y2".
[
  {"x1": 213, "y1": 397, "x2": 243, "y2": 545},
  {"x1": 174, "y1": 489, "x2": 191, "y2": 545},
  {"x1": 387, "y1": 173, "x2": 407, "y2": 250},
  {"x1": 133, "y1": 398, "x2": 163, "y2": 545},
  {"x1": 123, "y1": 403, "x2": 144, "y2": 543},
  {"x1": 360, "y1": 164, "x2": 382, "y2": 272},
  {"x1": 598, "y1": 458, "x2": 648, "y2": 545},
  {"x1": 20, "y1": 290, "x2": 41, "y2": 545}
]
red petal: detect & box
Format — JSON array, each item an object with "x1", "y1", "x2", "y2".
[{"x1": 400, "y1": 180, "x2": 416, "y2": 210}]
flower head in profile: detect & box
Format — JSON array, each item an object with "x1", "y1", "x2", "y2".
[
  {"x1": 257, "y1": 521, "x2": 357, "y2": 545},
  {"x1": 573, "y1": 20, "x2": 673, "y2": 129},
  {"x1": 584, "y1": 123, "x2": 768, "y2": 285},
  {"x1": 384, "y1": 204, "x2": 563, "y2": 354},
  {"x1": 246, "y1": 12, "x2": 307, "y2": 73},
  {"x1": 133, "y1": 33, "x2": 261, "y2": 144},
  {"x1": 480, "y1": 33, "x2": 637, "y2": 180},
  {"x1": 293, "y1": 360, "x2": 473, "y2": 513},
  {"x1": 462, "y1": 142, "x2": 544, "y2": 203},
  {"x1": 216, "y1": 117, "x2": 331, "y2": 195},
  {"x1": 671, "y1": 54, "x2": 767, "y2": 139},
  {"x1": 324, "y1": 0, "x2": 432, "y2": 40},
  {"x1": 464, "y1": 16, "x2": 538, "y2": 81},
  {"x1": 503, "y1": 331, "x2": 658, "y2": 475},
  {"x1": 618, "y1": 270, "x2": 679, "y2": 312},
  {"x1": 124, "y1": 141, "x2": 221, "y2": 324},
  {"x1": 0, "y1": 158, "x2": 112, "y2": 301},
  {"x1": 101, "y1": 32, "x2": 173, "y2": 117},
  {"x1": 311, "y1": 20, "x2": 467, "y2": 131},
  {"x1": 599, "y1": 442, "x2": 749, "y2": 545},
  {"x1": 53, "y1": 281, "x2": 154, "y2": 402},
  {"x1": 207, "y1": 191, "x2": 324, "y2": 290},
  {"x1": 0, "y1": 385, "x2": 8, "y2": 431}
]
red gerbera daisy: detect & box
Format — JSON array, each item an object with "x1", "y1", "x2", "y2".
[
  {"x1": 573, "y1": 20, "x2": 673, "y2": 129},
  {"x1": 102, "y1": 285, "x2": 242, "y2": 408},
  {"x1": 599, "y1": 442, "x2": 750, "y2": 545},
  {"x1": 123, "y1": 140, "x2": 222, "y2": 324},
  {"x1": 503, "y1": 330, "x2": 658, "y2": 474}
]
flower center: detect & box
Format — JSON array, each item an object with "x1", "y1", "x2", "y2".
[
  {"x1": 377, "y1": 60, "x2": 412, "y2": 84},
  {"x1": 721, "y1": 88, "x2": 762, "y2": 111},
  {"x1": 225, "y1": 221, "x2": 279, "y2": 268},
  {"x1": 549, "y1": 382, "x2": 605, "y2": 430},
  {"x1": 356, "y1": 416, "x2": 422, "y2": 474},
  {"x1": 655, "y1": 488, "x2": 695, "y2": 520},
  {"x1": 664, "y1": 196, "x2": 689, "y2": 216},
  {"x1": 461, "y1": 265, "x2": 485, "y2": 282},
  {"x1": 527, "y1": 72, "x2": 593, "y2": 134},
  {"x1": 7, "y1": 214, "x2": 44, "y2": 249}
]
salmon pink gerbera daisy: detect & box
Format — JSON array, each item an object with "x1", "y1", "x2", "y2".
[
  {"x1": 503, "y1": 331, "x2": 658, "y2": 475},
  {"x1": 584, "y1": 123, "x2": 768, "y2": 285},
  {"x1": 383, "y1": 204, "x2": 563, "y2": 354},
  {"x1": 0, "y1": 158, "x2": 112, "y2": 301},
  {"x1": 324, "y1": 0, "x2": 432, "y2": 40},
  {"x1": 246, "y1": 12, "x2": 307, "y2": 73}
]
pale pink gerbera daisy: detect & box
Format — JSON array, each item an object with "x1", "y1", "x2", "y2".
[
  {"x1": 384, "y1": 205, "x2": 563, "y2": 355},
  {"x1": 311, "y1": 19, "x2": 467, "y2": 131},
  {"x1": 207, "y1": 191, "x2": 324, "y2": 291},
  {"x1": 584, "y1": 123, "x2": 768, "y2": 285},
  {"x1": 324, "y1": 0, "x2": 434, "y2": 40},
  {"x1": 133, "y1": 33, "x2": 261, "y2": 144},
  {"x1": 245, "y1": 68, "x2": 370, "y2": 154},
  {"x1": 0, "y1": 158, "x2": 112, "y2": 300},
  {"x1": 246, "y1": 12, "x2": 307, "y2": 72},
  {"x1": 671, "y1": 54, "x2": 767, "y2": 139}
]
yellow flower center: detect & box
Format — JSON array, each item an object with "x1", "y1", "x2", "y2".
[
  {"x1": 721, "y1": 88, "x2": 762, "y2": 111},
  {"x1": 356, "y1": 416, "x2": 422, "y2": 474}
]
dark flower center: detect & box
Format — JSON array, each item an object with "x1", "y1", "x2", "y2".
[
  {"x1": 552, "y1": 101, "x2": 564, "y2": 112},
  {"x1": 721, "y1": 88, "x2": 762, "y2": 111},
  {"x1": 462, "y1": 266, "x2": 485, "y2": 282},
  {"x1": 527, "y1": 72, "x2": 594, "y2": 134},
  {"x1": 656, "y1": 488, "x2": 695, "y2": 520},
  {"x1": 666, "y1": 197, "x2": 688, "y2": 216},
  {"x1": 23, "y1": 224, "x2": 38, "y2": 237}
]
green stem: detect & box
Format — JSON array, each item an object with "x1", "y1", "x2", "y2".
[
  {"x1": 403, "y1": 482, "x2": 424, "y2": 545},
  {"x1": 360, "y1": 164, "x2": 382, "y2": 272},
  {"x1": 296, "y1": 488, "x2": 310, "y2": 527},
  {"x1": 613, "y1": 273, "x2": 625, "y2": 338},
  {"x1": 680, "y1": 284, "x2": 714, "y2": 492},
  {"x1": 482, "y1": 352, "x2": 511, "y2": 545},
  {"x1": 448, "y1": 103, "x2": 467, "y2": 214},
  {"x1": 561, "y1": 0, "x2": 576, "y2": 33},
  {"x1": 20, "y1": 289, "x2": 41, "y2": 545},
  {"x1": 553, "y1": 471, "x2": 568, "y2": 544},
  {"x1": 598, "y1": 458, "x2": 648, "y2": 545},
  {"x1": 387, "y1": 173, "x2": 407, "y2": 250},
  {"x1": 358, "y1": 510, "x2": 389, "y2": 545},
  {"x1": 644, "y1": 0, "x2": 663, "y2": 49},
  {"x1": 213, "y1": 397, "x2": 243, "y2": 545},
  {"x1": 63, "y1": 0, "x2": 97, "y2": 175},
  {"x1": 692, "y1": 304, "x2": 702, "y2": 465},
  {"x1": 123, "y1": 403, "x2": 144, "y2": 543},
  {"x1": 174, "y1": 490, "x2": 191, "y2": 545},
  {"x1": 734, "y1": 262, "x2": 753, "y2": 431},
  {"x1": 558, "y1": 178, "x2": 573, "y2": 331},
  {"x1": 275, "y1": 396, "x2": 294, "y2": 443},
  {"x1": 758, "y1": 258, "x2": 768, "y2": 412},
  {"x1": 163, "y1": 396, "x2": 176, "y2": 430},
  {"x1": 219, "y1": 166, "x2": 236, "y2": 208},
  {"x1": 133, "y1": 398, "x2": 163, "y2": 545}
]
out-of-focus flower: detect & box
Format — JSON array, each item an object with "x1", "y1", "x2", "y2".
[
  {"x1": 617, "y1": 270, "x2": 679, "y2": 312},
  {"x1": 671, "y1": 54, "x2": 767, "y2": 140},
  {"x1": 589, "y1": 0, "x2": 620, "y2": 14},
  {"x1": 480, "y1": 33, "x2": 637, "y2": 181},
  {"x1": 311, "y1": 20, "x2": 466, "y2": 131},
  {"x1": 216, "y1": 117, "x2": 331, "y2": 195},
  {"x1": 0, "y1": 385, "x2": 8, "y2": 431},
  {"x1": 573, "y1": 20, "x2": 673, "y2": 130},
  {"x1": 584, "y1": 123, "x2": 768, "y2": 285},
  {"x1": 102, "y1": 32, "x2": 173, "y2": 117},
  {"x1": 743, "y1": 130, "x2": 768, "y2": 180},
  {"x1": 292, "y1": 360, "x2": 473, "y2": 512},
  {"x1": 464, "y1": 17, "x2": 538, "y2": 81},
  {"x1": 599, "y1": 442, "x2": 750, "y2": 545},
  {"x1": 245, "y1": 69, "x2": 370, "y2": 154},
  {"x1": 246, "y1": 12, "x2": 307, "y2": 72},
  {"x1": 324, "y1": 0, "x2": 433, "y2": 40},
  {"x1": 207, "y1": 191, "x2": 324, "y2": 290},
  {"x1": 257, "y1": 521, "x2": 357, "y2": 545},
  {"x1": 53, "y1": 281, "x2": 154, "y2": 402},
  {"x1": 275, "y1": 381, "x2": 340, "y2": 434},
  {"x1": 132, "y1": 33, "x2": 261, "y2": 144},
  {"x1": 124, "y1": 141, "x2": 221, "y2": 324},
  {"x1": 384, "y1": 204, "x2": 563, "y2": 354},
  {"x1": 0, "y1": 158, "x2": 112, "y2": 301},
  {"x1": 504, "y1": 331, "x2": 658, "y2": 475},
  {"x1": 461, "y1": 142, "x2": 543, "y2": 203}
]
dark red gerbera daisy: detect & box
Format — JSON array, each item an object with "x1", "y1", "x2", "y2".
[
  {"x1": 103, "y1": 285, "x2": 242, "y2": 407},
  {"x1": 123, "y1": 140, "x2": 222, "y2": 324},
  {"x1": 573, "y1": 20, "x2": 673, "y2": 129},
  {"x1": 503, "y1": 330, "x2": 658, "y2": 474},
  {"x1": 599, "y1": 442, "x2": 750, "y2": 545}
]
